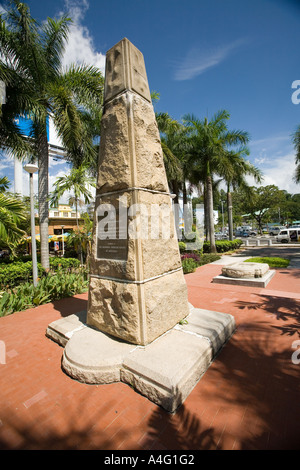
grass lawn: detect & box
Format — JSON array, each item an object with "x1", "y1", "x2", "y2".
[{"x1": 244, "y1": 256, "x2": 290, "y2": 268}]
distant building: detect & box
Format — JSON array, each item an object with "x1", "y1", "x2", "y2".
[{"x1": 35, "y1": 204, "x2": 83, "y2": 235}]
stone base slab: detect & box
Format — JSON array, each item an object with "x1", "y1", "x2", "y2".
[
  {"x1": 46, "y1": 311, "x2": 87, "y2": 347},
  {"x1": 212, "y1": 269, "x2": 276, "y2": 288},
  {"x1": 46, "y1": 305, "x2": 236, "y2": 413}
]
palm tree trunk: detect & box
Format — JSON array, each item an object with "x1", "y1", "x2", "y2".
[
  {"x1": 182, "y1": 180, "x2": 188, "y2": 205},
  {"x1": 38, "y1": 132, "x2": 50, "y2": 270},
  {"x1": 227, "y1": 187, "x2": 234, "y2": 241},
  {"x1": 172, "y1": 180, "x2": 181, "y2": 240},
  {"x1": 206, "y1": 175, "x2": 217, "y2": 253},
  {"x1": 203, "y1": 184, "x2": 209, "y2": 242},
  {"x1": 75, "y1": 197, "x2": 83, "y2": 264}
]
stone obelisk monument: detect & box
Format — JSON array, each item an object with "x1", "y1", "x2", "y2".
[
  {"x1": 86, "y1": 38, "x2": 190, "y2": 346},
  {"x1": 46, "y1": 38, "x2": 235, "y2": 412}
]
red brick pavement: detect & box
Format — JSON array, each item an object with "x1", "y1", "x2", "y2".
[{"x1": 0, "y1": 264, "x2": 299, "y2": 450}]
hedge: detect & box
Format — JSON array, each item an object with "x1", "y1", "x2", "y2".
[
  {"x1": 49, "y1": 258, "x2": 80, "y2": 269},
  {"x1": 203, "y1": 239, "x2": 243, "y2": 253},
  {"x1": 0, "y1": 261, "x2": 45, "y2": 289},
  {"x1": 0, "y1": 258, "x2": 81, "y2": 289}
]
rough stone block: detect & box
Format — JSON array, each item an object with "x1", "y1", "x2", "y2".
[
  {"x1": 87, "y1": 269, "x2": 190, "y2": 346},
  {"x1": 89, "y1": 190, "x2": 181, "y2": 282},
  {"x1": 222, "y1": 262, "x2": 270, "y2": 279},
  {"x1": 97, "y1": 94, "x2": 169, "y2": 194}
]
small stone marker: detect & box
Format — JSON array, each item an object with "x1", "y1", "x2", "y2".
[
  {"x1": 87, "y1": 38, "x2": 190, "y2": 346},
  {"x1": 222, "y1": 262, "x2": 270, "y2": 279},
  {"x1": 213, "y1": 261, "x2": 275, "y2": 288}
]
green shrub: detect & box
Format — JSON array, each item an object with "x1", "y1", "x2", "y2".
[
  {"x1": 0, "y1": 268, "x2": 88, "y2": 317},
  {"x1": 49, "y1": 257, "x2": 80, "y2": 270},
  {"x1": 203, "y1": 239, "x2": 243, "y2": 253},
  {"x1": 178, "y1": 241, "x2": 187, "y2": 252},
  {"x1": 0, "y1": 261, "x2": 45, "y2": 289},
  {"x1": 197, "y1": 253, "x2": 221, "y2": 265},
  {"x1": 0, "y1": 257, "x2": 82, "y2": 290},
  {"x1": 182, "y1": 257, "x2": 198, "y2": 274}
]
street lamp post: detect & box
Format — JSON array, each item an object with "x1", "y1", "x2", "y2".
[
  {"x1": 0, "y1": 81, "x2": 6, "y2": 106},
  {"x1": 221, "y1": 201, "x2": 225, "y2": 233},
  {"x1": 24, "y1": 163, "x2": 39, "y2": 287},
  {"x1": 61, "y1": 225, "x2": 65, "y2": 257}
]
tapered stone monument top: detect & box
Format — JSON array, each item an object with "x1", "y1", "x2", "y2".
[
  {"x1": 104, "y1": 37, "x2": 151, "y2": 104},
  {"x1": 98, "y1": 38, "x2": 169, "y2": 196}
]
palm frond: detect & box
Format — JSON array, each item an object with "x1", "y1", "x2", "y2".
[
  {"x1": 0, "y1": 191, "x2": 26, "y2": 243},
  {"x1": 60, "y1": 63, "x2": 104, "y2": 109},
  {"x1": 161, "y1": 141, "x2": 183, "y2": 182},
  {"x1": 42, "y1": 15, "x2": 71, "y2": 75}
]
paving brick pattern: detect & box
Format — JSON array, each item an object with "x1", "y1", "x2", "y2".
[{"x1": 0, "y1": 263, "x2": 299, "y2": 450}]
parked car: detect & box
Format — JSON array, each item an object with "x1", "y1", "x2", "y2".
[
  {"x1": 215, "y1": 232, "x2": 228, "y2": 240},
  {"x1": 234, "y1": 229, "x2": 243, "y2": 237},
  {"x1": 236, "y1": 229, "x2": 257, "y2": 237},
  {"x1": 276, "y1": 228, "x2": 300, "y2": 243},
  {"x1": 268, "y1": 226, "x2": 286, "y2": 236}
]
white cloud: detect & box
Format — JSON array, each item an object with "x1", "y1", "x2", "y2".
[
  {"x1": 61, "y1": 0, "x2": 105, "y2": 72},
  {"x1": 0, "y1": 153, "x2": 13, "y2": 173},
  {"x1": 49, "y1": 156, "x2": 69, "y2": 169},
  {"x1": 48, "y1": 167, "x2": 72, "y2": 203},
  {"x1": 173, "y1": 38, "x2": 248, "y2": 81},
  {"x1": 246, "y1": 132, "x2": 300, "y2": 194},
  {"x1": 247, "y1": 151, "x2": 299, "y2": 194},
  {"x1": 259, "y1": 152, "x2": 299, "y2": 194},
  {"x1": 250, "y1": 135, "x2": 291, "y2": 148}
]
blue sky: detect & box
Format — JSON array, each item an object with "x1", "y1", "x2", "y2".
[{"x1": 1, "y1": 0, "x2": 300, "y2": 198}]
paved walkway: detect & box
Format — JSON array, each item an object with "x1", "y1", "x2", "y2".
[{"x1": 0, "y1": 247, "x2": 299, "y2": 450}]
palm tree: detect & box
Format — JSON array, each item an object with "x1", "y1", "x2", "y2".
[
  {"x1": 49, "y1": 165, "x2": 96, "y2": 263},
  {"x1": 0, "y1": 2, "x2": 104, "y2": 269},
  {"x1": 155, "y1": 112, "x2": 185, "y2": 237},
  {"x1": 183, "y1": 110, "x2": 250, "y2": 253},
  {"x1": 67, "y1": 213, "x2": 93, "y2": 267},
  {"x1": 156, "y1": 112, "x2": 184, "y2": 193},
  {"x1": 292, "y1": 124, "x2": 300, "y2": 183},
  {"x1": 218, "y1": 148, "x2": 263, "y2": 240}
]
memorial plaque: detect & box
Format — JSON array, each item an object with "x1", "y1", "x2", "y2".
[{"x1": 96, "y1": 209, "x2": 128, "y2": 261}]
